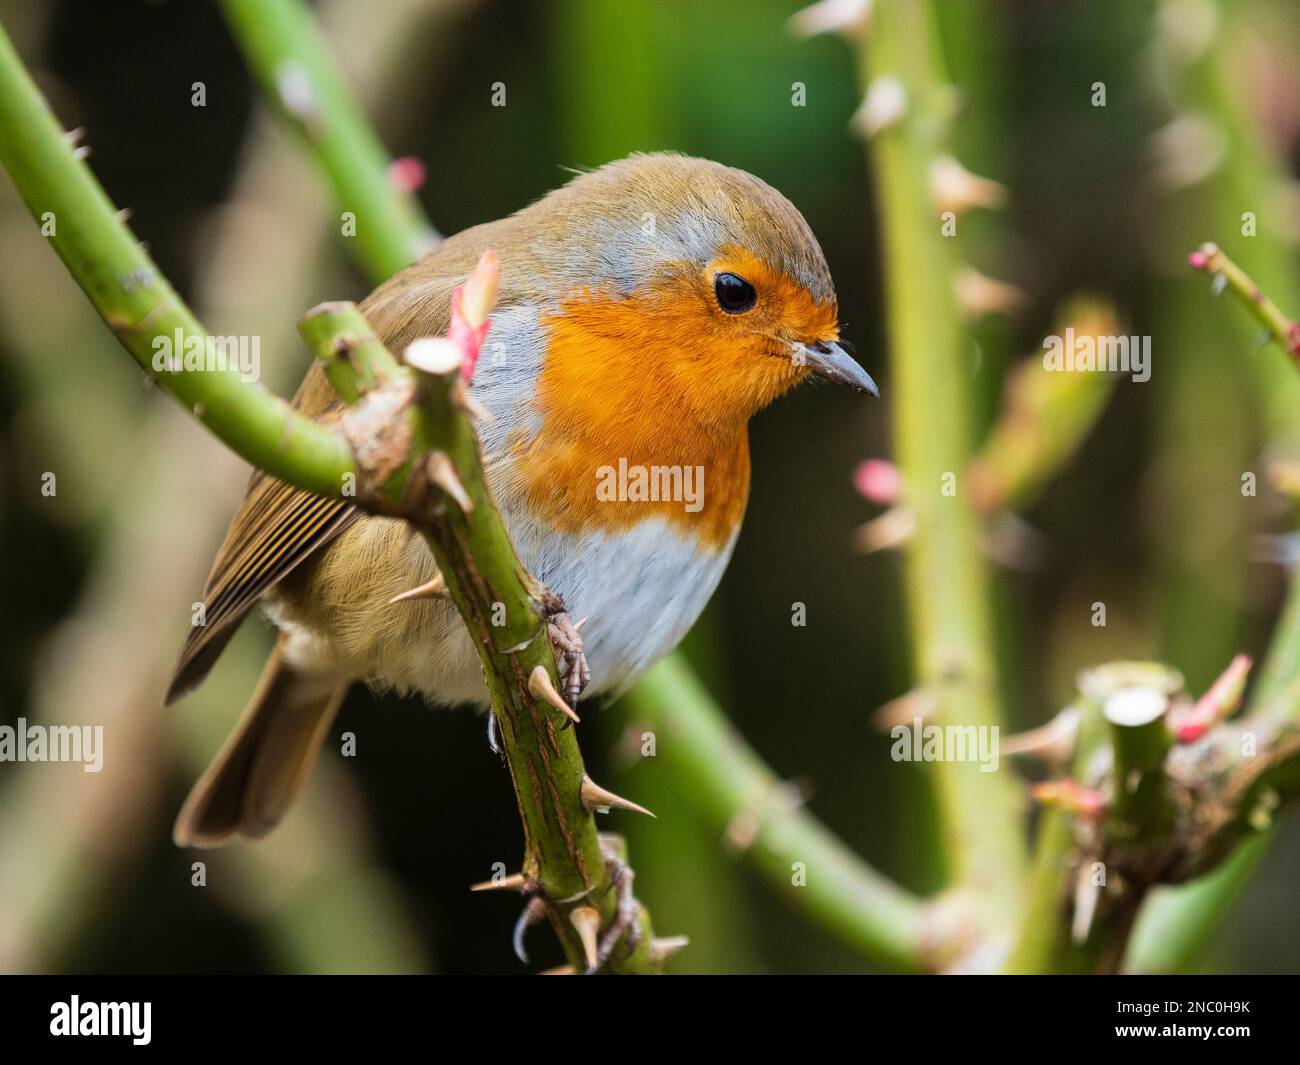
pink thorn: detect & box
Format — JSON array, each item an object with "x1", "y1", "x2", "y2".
[
  {"x1": 853, "y1": 458, "x2": 901, "y2": 505},
  {"x1": 1177, "y1": 652, "x2": 1252, "y2": 744},
  {"x1": 1175, "y1": 720, "x2": 1209, "y2": 744},
  {"x1": 1032, "y1": 779, "x2": 1105, "y2": 819},
  {"x1": 388, "y1": 156, "x2": 426, "y2": 193},
  {"x1": 446, "y1": 250, "x2": 499, "y2": 383}
]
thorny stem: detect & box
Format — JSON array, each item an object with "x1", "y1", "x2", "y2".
[
  {"x1": 857, "y1": 0, "x2": 1026, "y2": 940},
  {"x1": 0, "y1": 25, "x2": 354, "y2": 499},
  {"x1": 297, "y1": 302, "x2": 660, "y2": 972},
  {"x1": 1189, "y1": 242, "x2": 1300, "y2": 359}
]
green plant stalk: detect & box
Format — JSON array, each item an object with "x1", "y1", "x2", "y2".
[
  {"x1": 859, "y1": 0, "x2": 1025, "y2": 927},
  {"x1": 0, "y1": 24, "x2": 354, "y2": 499},
  {"x1": 1127, "y1": 836, "x2": 1267, "y2": 972},
  {"x1": 219, "y1": 0, "x2": 437, "y2": 280},
  {"x1": 628, "y1": 656, "x2": 933, "y2": 972},
  {"x1": 297, "y1": 302, "x2": 658, "y2": 971},
  {"x1": 1189, "y1": 243, "x2": 1300, "y2": 357},
  {"x1": 1008, "y1": 689, "x2": 1111, "y2": 973}
]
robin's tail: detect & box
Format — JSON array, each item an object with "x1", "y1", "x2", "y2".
[{"x1": 173, "y1": 637, "x2": 348, "y2": 848}]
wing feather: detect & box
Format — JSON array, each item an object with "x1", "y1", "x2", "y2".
[{"x1": 165, "y1": 267, "x2": 473, "y2": 703}]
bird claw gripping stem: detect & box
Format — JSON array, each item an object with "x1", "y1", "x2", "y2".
[
  {"x1": 505, "y1": 836, "x2": 645, "y2": 974},
  {"x1": 591, "y1": 841, "x2": 643, "y2": 974},
  {"x1": 542, "y1": 592, "x2": 590, "y2": 710}
]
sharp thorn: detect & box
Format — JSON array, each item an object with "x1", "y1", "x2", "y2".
[
  {"x1": 426, "y1": 451, "x2": 473, "y2": 512},
  {"x1": 572, "y1": 615, "x2": 589, "y2": 631},
  {"x1": 853, "y1": 505, "x2": 915, "y2": 554},
  {"x1": 528, "y1": 665, "x2": 580, "y2": 723},
  {"x1": 649, "y1": 935, "x2": 690, "y2": 962},
  {"x1": 569, "y1": 906, "x2": 601, "y2": 972},
  {"x1": 388, "y1": 573, "x2": 449, "y2": 603},
  {"x1": 851, "y1": 74, "x2": 907, "y2": 138},
  {"x1": 930, "y1": 155, "x2": 1007, "y2": 215},
  {"x1": 1001, "y1": 707, "x2": 1080, "y2": 763},
  {"x1": 954, "y1": 267, "x2": 1027, "y2": 318},
  {"x1": 470, "y1": 872, "x2": 527, "y2": 892},
  {"x1": 580, "y1": 774, "x2": 655, "y2": 818},
  {"x1": 788, "y1": 0, "x2": 870, "y2": 40}
]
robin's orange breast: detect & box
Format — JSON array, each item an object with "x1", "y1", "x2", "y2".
[{"x1": 514, "y1": 287, "x2": 759, "y2": 550}]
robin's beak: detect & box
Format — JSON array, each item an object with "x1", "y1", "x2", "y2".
[{"x1": 800, "y1": 340, "x2": 879, "y2": 396}]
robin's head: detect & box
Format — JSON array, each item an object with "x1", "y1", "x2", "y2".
[{"x1": 522, "y1": 154, "x2": 877, "y2": 432}]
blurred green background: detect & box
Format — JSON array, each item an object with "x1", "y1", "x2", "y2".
[{"x1": 0, "y1": 0, "x2": 1298, "y2": 973}]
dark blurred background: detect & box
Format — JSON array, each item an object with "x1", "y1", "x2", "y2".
[{"x1": 1, "y1": 0, "x2": 1298, "y2": 973}]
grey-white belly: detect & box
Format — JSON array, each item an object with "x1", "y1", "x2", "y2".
[{"x1": 428, "y1": 516, "x2": 734, "y2": 706}]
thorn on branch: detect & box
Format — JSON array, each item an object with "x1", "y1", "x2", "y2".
[
  {"x1": 1002, "y1": 707, "x2": 1081, "y2": 764},
  {"x1": 425, "y1": 450, "x2": 473, "y2": 512},
  {"x1": 568, "y1": 905, "x2": 601, "y2": 972},
  {"x1": 787, "y1": 0, "x2": 871, "y2": 40},
  {"x1": 470, "y1": 872, "x2": 528, "y2": 892},
  {"x1": 1175, "y1": 653, "x2": 1252, "y2": 744},
  {"x1": 953, "y1": 267, "x2": 1027, "y2": 319},
  {"x1": 852, "y1": 75, "x2": 907, "y2": 138},
  {"x1": 1189, "y1": 242, "x2": 1300, "y2": 358},
  {"x1": 649, "y1": 935, "x2": 690, "y2": 963},
  {"x1": 1031, "y1": 778, "x2": 1106, "y2": 819},
  {"x1": 388, "y1": 573, "x2": 450, "y2": 603},
  {"x1": 387, "y1": 155, "x2": 426, "y2": 193},
  {"x1": 527, "y1": 665, "x2": 580, "y2": 724},
  {"x1": 580, "y1": 774, "x2": 656, "y2": 818},
  {"x1": 930, "y1": 155, "x2": 1007, "y2": 215}
]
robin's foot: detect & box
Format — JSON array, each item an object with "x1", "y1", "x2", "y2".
[
  {"x1": 542, "y1": 592, "x2": 590, "y2": 708},
  {"x1": 590, "y1": 833, "x2": 643, "y2": 973}
]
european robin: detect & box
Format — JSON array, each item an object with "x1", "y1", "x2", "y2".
[{"x1": 167, "y1": 153, "x2": 877, "y2": 846}]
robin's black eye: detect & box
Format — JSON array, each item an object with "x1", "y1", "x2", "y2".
[{"x1": 714, "y1": 272, "x2": 756, "y2": 314}]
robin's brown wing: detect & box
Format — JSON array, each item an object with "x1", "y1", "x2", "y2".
[{"x1": 164, "y1": 269, "x2": 469, "y2": 705}]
